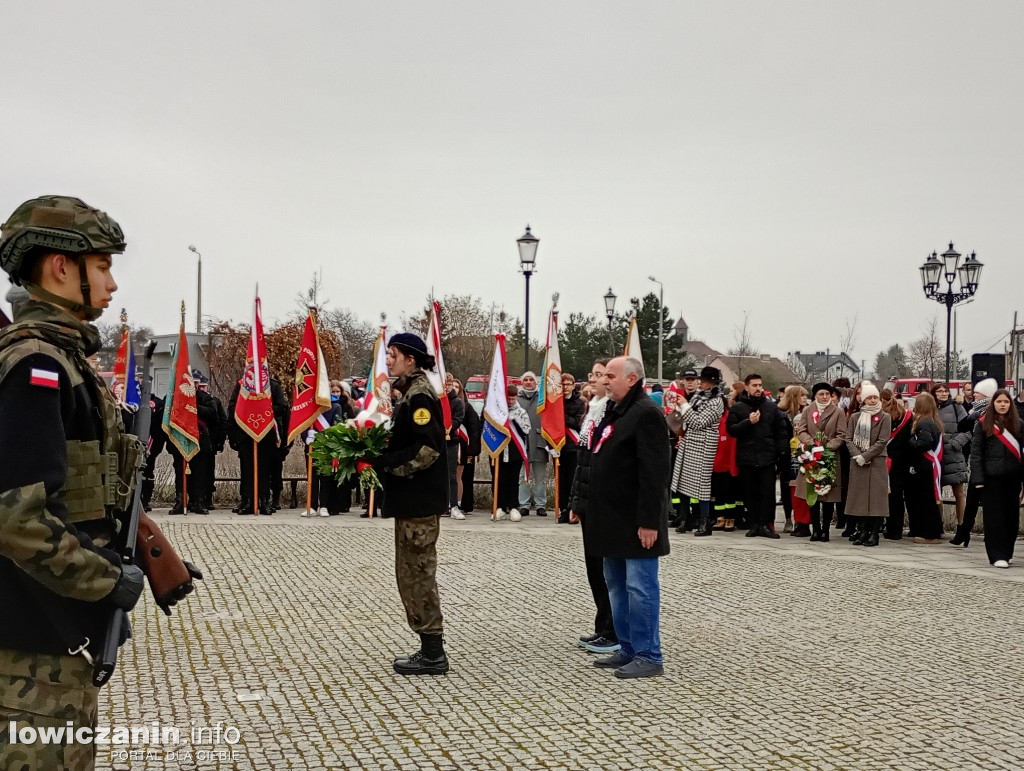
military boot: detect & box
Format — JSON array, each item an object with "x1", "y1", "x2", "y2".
[
  {"x1": 393, "y1": 634, "x2": 449, "y2": 676},
  {"x1": 694, "y1": 515, "x2": 713, "y2": 537}
]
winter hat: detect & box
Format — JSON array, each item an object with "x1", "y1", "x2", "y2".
[
  {"x1": 811, "y1": 382, "x2": 835, "y2": 398},
  {"x1": 699, "y1": 366, "x2": 721, "y2": 384},
  {"x1": 974, "y1": 378, "x2": 998, "y2": 399},
  {"x1": 859, "y1": 382, "x2": 879, "y2": 401}
]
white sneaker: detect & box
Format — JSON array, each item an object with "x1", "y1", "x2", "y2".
[
  {"x1": 993, "y1": 560, "x2": 1010, "y2": 569},
  {"x1": 510, "y1": 508, "x2": 522, "y2": 522},
  {"x1": 451, "y1": 507, "x2": 466, "y2": 520},
  {"x1": 494, "y1": 509, "x2": 509, "y2": 521},
  {"x1": 300, "y1": 510, "x2": 309, "y2": 518},
  {"x1": 319, "y1": 508, "x2": 330, "y2": 518}
]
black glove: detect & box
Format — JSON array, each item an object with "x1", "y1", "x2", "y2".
[
  {"x1": 155, "y1": 561, "x2": 204, "y2": 616},
  {"x1": 105, "y1": 563, "x2": 145, "y2": 612}
]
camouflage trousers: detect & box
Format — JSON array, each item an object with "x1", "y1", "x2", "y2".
[
  {"x1": 0, "y1": 648, "x2": 98, "y2": 771},
  {"x1": 395, "y1": 516, "x2": 444, "y2": 635}
]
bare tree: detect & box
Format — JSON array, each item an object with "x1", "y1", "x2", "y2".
[
  {"x1": 907, "y1": 316, "x2": 943, "y2": 379},
  {"x1": 727, "y1": 311, "x2": 758, "y2": 380},
  {"x1": 840, "y1": 314, "x2": 858, "y2": 358}
]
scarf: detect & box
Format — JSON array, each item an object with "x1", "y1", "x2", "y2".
[
  {"x1": 853, "y1": 401, "x2": 882, "y2": 451},
  {"x1": 519, "y1": 388, "x2": 537, "y2": 399},
  {"x1": 814, "y1": 398, "x2": 831, "y2": 412},
  {"x1": 579, "y1": 395, "x2": 610, "y2": 449}
]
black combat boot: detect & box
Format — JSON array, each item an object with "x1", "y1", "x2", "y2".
[
  {"x1": 169, "y1": 501, "x2": 184, "y2": 516},
  {"x1": 393, "y1": 634, "x2": 449, "y2": 676},
  {"x1": 694, "y1": 515, "x2": 713, "y2": 537},
  {"x1": 841, "y1": 516, "x2": 857, "y2": 539}
]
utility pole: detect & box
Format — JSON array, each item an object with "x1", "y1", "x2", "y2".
[{"x1": 1012, "y1": 311, "x2": 1020, "y2": 395}]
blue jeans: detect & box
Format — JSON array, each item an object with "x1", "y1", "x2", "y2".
[
  {"x1": 603, "y1": 557, "x2": 663, "y2": 665},
  {"x1": 518, "y1": 461, "x2": 548, "y2": 509}
]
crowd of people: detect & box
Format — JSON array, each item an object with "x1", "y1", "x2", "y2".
[{"x1": 139, "y1": 356, "x2": 1024, "y2": 576}]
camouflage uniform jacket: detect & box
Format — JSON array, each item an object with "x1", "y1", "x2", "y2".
[
  {"x1": 0, "y1": 300, "x2": 126, "y2": 656},
  {"x1": 379, "y1": 370, "x2": 449, "y2": 518}
]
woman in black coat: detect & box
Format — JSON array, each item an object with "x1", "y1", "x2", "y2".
[
  {"x1": 906, "y1": 392, "x2": 945, "y2": 543},
  {"x1": 969, "y1": 390, "x2": 1024, "y2": 568},
  {"x1": 882, "y1": 390, "x2": 913, "y2": 539}
]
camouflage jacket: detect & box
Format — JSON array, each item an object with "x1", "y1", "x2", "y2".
[
  {"x1": 0, "y1": 300, "x2": 126, "y2": 656},
  {"x1": 379, "y1": 370, "x2": 449, "y2": 518}
]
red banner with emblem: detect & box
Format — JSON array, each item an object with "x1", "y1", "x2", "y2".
[{"x1": 234, "y1": 295, "x2": 276, "y2": 443}]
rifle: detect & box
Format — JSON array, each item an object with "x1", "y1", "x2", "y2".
[{"x1": 92, "y1": 340, "x2": 157, "y2": 687}]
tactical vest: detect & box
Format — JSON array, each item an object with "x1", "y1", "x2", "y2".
[{"x1": 0, "y1": 320, "x2": 144, "y2": 536}]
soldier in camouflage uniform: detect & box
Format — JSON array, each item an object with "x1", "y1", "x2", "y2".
[
  {"x1": 378, "y1": 333, "x2": 451, "y2": 675},
  {"x1": 0, "y1": 196, "x2": 198, "y2": 769}
]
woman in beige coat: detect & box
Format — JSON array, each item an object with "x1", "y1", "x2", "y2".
[
  {"x1": 795, "y1": 382, "x2": 848, "y2": 542},
  {"x1": 844, "y1": 382, "x2": 891, "y2": 547}
]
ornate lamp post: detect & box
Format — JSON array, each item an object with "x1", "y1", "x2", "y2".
[
  {"x1": 603, "y1": 287, "x2": 617, "y2": 355},
  {"x1": 920, "y1": 242, "x2": 983, "y2": 383},
  {"x1": 517, "y1": 225, "x2": 539, "y2": 373}
]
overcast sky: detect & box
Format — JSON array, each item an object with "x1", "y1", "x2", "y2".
[{"x1": 2, "y1": 1, "x2": 1021, "y2": 370}]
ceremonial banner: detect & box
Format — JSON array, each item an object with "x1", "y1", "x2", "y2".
[
  {"x1": 234, "y1": 294, "x2": 276, "y2": 442},
  {"x1": 111, "y1": 326, "x2": 141, "y2": 410},
  {"x1": 482, "y1": 335, "x2": 511, "y2": 459},
  {"x1": 537, "y1": 304, "x2": 565, "y2": 451},
  {"x1": 162, "y1": 321, "x2": 199, "y2": 460},
  {"x1": 623, "y1": 315, "x2": 644, "y2": 374},
  {"x1": 425, "y1": 300, "x2": 452, "y2": 434},
  {"x1": 287, "y1": 311, "x2": 331, "y2": 443},
  {"x1": 363, "y1": 325, "x2": 393, "y2": 416}
]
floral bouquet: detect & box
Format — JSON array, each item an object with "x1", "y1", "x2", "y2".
[
  {"x1": 311, "y1": 410, "x2": 391, "y2": 492},
  {"x1": 797, "y1": 432, "x2": 838, "y2": 506}
]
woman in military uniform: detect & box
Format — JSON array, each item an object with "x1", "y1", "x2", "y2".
[{"x1": 378, "y1": 332, "x2": 451, "y2": 675}]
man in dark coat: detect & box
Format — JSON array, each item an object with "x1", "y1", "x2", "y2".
[
  {"x1": 726, "y1": 373, "x2": 790, "y2": 539},
  {"x1": 587, "y1": 356, "x2": 670, "y2": 679}
]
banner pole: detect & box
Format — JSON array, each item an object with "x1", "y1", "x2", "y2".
[
  {"x1": 252, "y1": 439, "x2": 259, "y2": 516},
  {"x1": 368, "y1": 488, "x2": 375, "y2": 519},
  {"x1": 305, "y1": 454, "x2": 313, "y2": 515},
  {"x1": 182, "y1": 460, "x2": 189, "y2": 516},
  {"x1": 491, "y1": 456, "x2": 500, "y2": 521},
  {"x1": 554, "y1": 457, "x2": 560, "y2": 520}
]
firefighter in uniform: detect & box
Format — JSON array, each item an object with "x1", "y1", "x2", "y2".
[
  {"x1": 0, "y1": 195, "x2": 201, "y2": 769},
  {"x1": 379, "y1": 333, "x2": 451, "y2": 675}
]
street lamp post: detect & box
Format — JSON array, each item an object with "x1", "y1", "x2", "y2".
[
  {"x1": 648, "y1": 275, "x2": 663, "y2": 384},
  {"x1": 517, "y1": 225, "x2": 539, "y2": 374},
  {"x1": 188, "y1": 245, "x2": 203, "y2": 334},
  {"x1": 919, "y1": 242, "x2": 983, "y2": 383},
  {"x1": 603, "y1": 287, "x2": 617, "y2": 356}
]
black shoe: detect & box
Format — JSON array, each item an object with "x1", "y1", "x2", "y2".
[
  {"x1": 863, "y1": 530, "x2": 879, "y2": 547},
  {"x1": 557, "y1": 513, "x2": 570, "y2": 524},
  {"x1": 360, "y1": 511, "x2": 370, "y2": 518},
  {"x1": 578, "y1": 633, "x2": 602, "y2": 647},
  {"x1": 820, "y1": 527, "x2": 830, "y2": 543},
  {"x1": 841, "y1": 524, "x2": 856, "y2": 538},
  {"x1": 792, "y1": 523, "x2": 811, "y2": 537},
  {"x1": 536, "y1": 508, "x2": 547, "y2": 517},
  {"x1": 519, "y1": 507, "x2": 530, "y2": 517},
  {"x1": 745, "y1": 527, "x2": 759, "y2": 538},
  {"x1": 259, "y1": 505, "x2": 273, "y2": 516},
  {"x1": 168, "y1": 503, "x2": 184, "y2": 515},
  {"x1": 393, "y1": 650, "x2": 450, "y2": 675},
  {"x1": 143, "y1": 502, "x2": 153, "y2": 513},
  {"x1": 756, "y1": 525, "x2": 780, "y2": 539},
  {"x1": 594, "y1": 651, "x2": 633, "y2": 669},
  {"x1": 187, "y1": 506, "x2": 209, "y2": 515},
  {"x1": 694, "y1": 516, "x2": 713, "y2": 537},
  {"x1": 950, "y1": 524, "x2": 971, "y2": 547},
  {"x1": 668, "y1": 514, "x2": 684, "y2": 529},
  {"x1": 809, "y1": 531, "x2": 822, "y2": 542}
]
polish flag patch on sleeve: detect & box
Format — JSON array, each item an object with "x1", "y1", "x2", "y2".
[{"x1": 29, "y1": 368, "x2": 60, "y2": 389}]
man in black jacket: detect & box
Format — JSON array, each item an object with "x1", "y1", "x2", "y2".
[
  {"x1": 587, "y1": 356, "x2": 670, "y2": 679},
  {"x1": 726, "y1": 373, "x2": 789, "y2": 539},
  {"x1": 380, "y1": 333, "x2": 451, "y2": 675}
]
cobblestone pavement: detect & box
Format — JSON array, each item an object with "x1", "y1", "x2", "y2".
[{"x1": 97, "y1": 508, "x2": 1024, "y2": 770}]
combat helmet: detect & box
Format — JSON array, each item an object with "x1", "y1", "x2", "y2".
[{"x1": 0, "y1": 195, "x2": 125, "y2": 320}]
